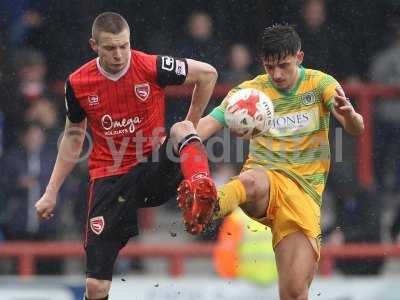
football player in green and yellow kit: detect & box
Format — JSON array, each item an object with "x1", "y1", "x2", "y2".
[{"x1": 178, "y1": 24, "x2": 364, "y2": 300}]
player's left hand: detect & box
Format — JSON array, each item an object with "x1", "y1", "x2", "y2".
[{"x1": 333, "y1": 86, "x2": 356, "y2": 117}]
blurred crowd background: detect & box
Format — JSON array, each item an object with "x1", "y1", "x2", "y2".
[{"x1": 1, "y1": 0, "x2": 400, "y2": 277}]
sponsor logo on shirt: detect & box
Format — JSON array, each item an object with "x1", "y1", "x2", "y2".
[
  {"x1": 134, "y1": 82, "x2": 150, "y2": 102},
  {"x1": 88, "y1": 95, "x2": 99, "y2": 106},
  {"x1": 90, "y1": 216, "x2": 105, "y2": 235},
  {"x1": 101, "y1": 114, "x2": 141, "y2": 136},
  {"x1": 268, "y1": 107, "x2": 320, "y2": 137}
]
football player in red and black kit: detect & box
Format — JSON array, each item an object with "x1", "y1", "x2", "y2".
[{"x1": 35, "y1": 12, "x2": 217, "y2": 300}]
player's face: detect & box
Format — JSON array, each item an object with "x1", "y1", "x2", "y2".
[
  {"x1": 263, "y1": 51, "x2": 304, "y2": 91},
  {"x1": 90, "y1": 29, "x2": 131, "y2": 74}
]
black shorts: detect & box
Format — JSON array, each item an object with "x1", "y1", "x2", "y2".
[{"x1": 84, "y1": 139, "x2": 182, "y2": 280}]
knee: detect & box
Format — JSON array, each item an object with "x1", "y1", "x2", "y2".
[
  {"x1": 238, "y1": 170, "x2": 268, "y2": 201},
  {"x1": 280, "y1": 286, "x2": 308, "y2": 300},
  {"x1": 170, "y1": 120, "x2": 196, "y2": 142},
  {"x1": 86, "y1": 278, "x2": 110, "y2": 299},
  {"x1": 280, "y1": 279, "x2": 310, "y2": 300}
]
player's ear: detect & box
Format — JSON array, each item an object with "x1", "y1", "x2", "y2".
[
  {"x1": 89, "y1": 38, "x2": 98, "y2": 53},
  {"x1": 296, "y1": 50, "x2": 304, "y2": 66}
]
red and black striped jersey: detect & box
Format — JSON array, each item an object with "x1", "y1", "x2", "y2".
[{"x1": 65, "y1": 49, "x2": 188, "y2": 179}]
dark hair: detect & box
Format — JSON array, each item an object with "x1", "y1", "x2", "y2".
[
  {"x1": 92, "y1": 12, "x2": 129, "y2": 40},
  {"x1": 260, "y1": 24, "x2": 301, "y2": 61}
]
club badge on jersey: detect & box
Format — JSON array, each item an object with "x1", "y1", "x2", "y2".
[{"x1": 134, "y1": 82, "x2": 150, "y2": 102}]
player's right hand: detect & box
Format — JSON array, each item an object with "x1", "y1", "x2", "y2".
[{"x1": 35, "y1": 192, "x2": 57, "y2": 220}]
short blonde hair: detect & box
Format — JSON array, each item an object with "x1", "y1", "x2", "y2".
[{"x1": 92, "y1": 12, "x2": 129, "y2": 41}]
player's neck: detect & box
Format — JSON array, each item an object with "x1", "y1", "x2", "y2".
[
  {"x1": 97, "y1": 52, "x2": 132, "y2": 81},
  {"x1": 286, "y1": 66, "x2": 300, "y2": 91}
]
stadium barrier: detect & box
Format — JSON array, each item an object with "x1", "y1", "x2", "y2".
[
  {"x1": 0, "y1": 241, "x2": 213, "y2": 278},
  {"x1": 1, "y1": 241, "x2": 400, "y2": 277}
]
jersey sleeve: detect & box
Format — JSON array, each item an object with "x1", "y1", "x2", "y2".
[
  {"x1": 318, "y1": 73, "x2": 340, "y2": 112},
  {"x1": 156, "y1": 56, "x2": 188, "y2": 86},
  {"x1": 209, "y1": 85, "x2": 243, "y2": 126},
  {"x1": 65, "y1": 78, "x2": 86, "y2": 123}
]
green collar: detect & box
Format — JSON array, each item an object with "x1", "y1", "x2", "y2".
[{"x1": 269, "y1": 66, "x2": 305, "y2": 97}]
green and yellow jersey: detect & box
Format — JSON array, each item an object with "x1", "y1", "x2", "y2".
[{"x1": 210, "y1": 67, "x2": 339, "y2": 207}]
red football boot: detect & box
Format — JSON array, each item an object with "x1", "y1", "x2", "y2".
[{"x1": 177, "y1": 175, "x2": 217, "y2": 234}]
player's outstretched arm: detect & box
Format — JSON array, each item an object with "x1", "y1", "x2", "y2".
[
  {"x1": 182, "y1": 59, "x2": 218, "y2": 127},
  {"x1": 331, "y1": 86, "x2": 364, "y2": 135},
  {"x1": 197, "y1": 115, "x2": 224, "y2": 141},
  {"x1": 35, "y1": 118, "x2": 86, "y2": 220}
]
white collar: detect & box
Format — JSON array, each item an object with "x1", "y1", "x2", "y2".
[{"x1": 96, "y1": 51, "x2": 132, "y2": 81}]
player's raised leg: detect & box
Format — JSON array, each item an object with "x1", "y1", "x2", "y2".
[
  {"x1": 171, "y1": 120, "x2": 217, "y2": 233},
  {"x1": 215, "y1": 168, "x2": 270, "y2": 220},
  {"x1": 275, "y1": 232, "x2": 318, "y2": 300}
]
